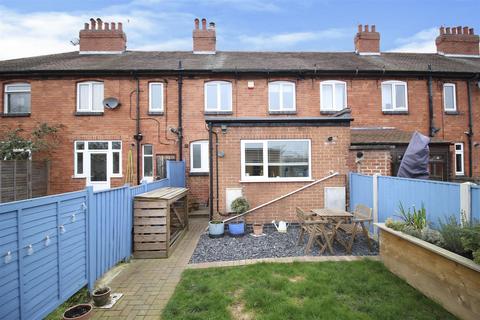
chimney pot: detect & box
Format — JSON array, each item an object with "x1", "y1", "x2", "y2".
[
  {"x1": 201, "y1": 18, "x2": 207, "y2": 30},
  {"x1": 365, "y1": 24, "x2": 369, "y2": 32},
  {"x1": 194, "y1": 18, "x2": 199, "y2": 29},
  {"x1": 357, "y1": 24, "x2": 362, "y2": 32},
  {"x1": 371, "y1": 25, "x2": 376, "y2": 32},
  {"x1": 446, "y1": 27, "x2": 451, "y2": 34},
  {"x1": 84, "y1": 23, "x2": 89, "y2": 30},
  {"x1": 90, "y1": 18, "x2": 96, "y2": 30},
  {"x1": 457, "y1": 26, "x2": 462, "y2": 34},
  {"x1": 439, "y1": 26, "x2": 445, "y2": 35},
  {"x1": 209, "y1": 22, "x2": 215, "y2": 30},
  {"x1": 463, "y1": 26, "x2": 469, "y2": 35},
  {"x1": 452, "y1": 28, "x2": 457, "y2": 35},
  {"x1": 111, "y1": 22, "x2": 116, "y2": 30},
  {"x1": 104, "y1": 23, "x2": 109, "y2": 31},
  {"x1": 118, "y1": 22, "x2": 123, "y2": 31},
  {"x1": 96, "y1": 18, "x2": 103, "y2": 30},
  {"x1": 469, "y1": 28, "x2": 474, "y2": 35}
]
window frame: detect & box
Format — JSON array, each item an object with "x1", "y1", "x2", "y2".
[
  {"x1": 240, "y1": 139, "x2": 312, "y2": 182},
  {"x1": 443, "y1": 83, "x2": 457, "y2": 112},
  {"x1": 268, "y1": 81, "x2": 296, "y2": 112},
  {"x1": 320, "y1": 80, "x2": 347, "y2": 112},
  {"x1": 148, "y1": 82, "x2": 164, "y2": 113},
  {"x1": 190, "y1": 140, "x2": 209, "y2": 173},
  {"x1": 76, "y1": 81, "x2": 104, "y2": 113},
  {"x1": 454, "y1": 142, "x2": 464, "y2": 176},
  {"x1": 142, "y1": 144, "x2": 154, "y2": 182},
  {"x1": 74, "y1": 140, "x2": 122, "y2": 178},
  {"x1": 381, "y1": 80, "x2": 408, "y2": 112},
  {"x1": 4, "y1": 83, "x2": 31, "y2": 114},
  {"x1": 204, "y1": 81, "x2": 232, "y2": 112}
]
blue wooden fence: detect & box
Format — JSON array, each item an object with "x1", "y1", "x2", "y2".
[
  {"x1": 0, "y1": 161, "x2": 185, "y2": 320},
  {"x1": 349, "y1": 172, "x2": 478, "y2": 227}
]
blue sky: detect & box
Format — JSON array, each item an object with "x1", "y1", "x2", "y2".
[{"x1": 0, "y1": 0, "x2": 478, "y2": 60}]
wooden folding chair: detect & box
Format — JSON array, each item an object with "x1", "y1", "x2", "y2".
[
  {"x1": 339, "y1": 204, "x2": 373, "y2": 253},
  {"x1": 296, "y1": 207, "x2": 334, "y2": 254}
]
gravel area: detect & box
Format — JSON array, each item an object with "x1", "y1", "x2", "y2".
[{"x1": 189, "y1": 225, "x2": 378, "y2": 264}]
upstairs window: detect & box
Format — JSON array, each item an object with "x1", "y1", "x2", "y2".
[
  {"x1": 455, "y1": 143, "x2": 464, "y2": 176},
  {"x1": 204, "y1": 81, "x2": 232, "y2": 112},
  {"x1": 4, "y1": 83, "x2": 31, "y2": 114},
  {"x1": 268, "y1": 81, "x2": 296, "y2": 112},
  {"x1": 149, "y1": 82, "x2": 164, "y2": 113},
  {"x1": 443, "y1": 83, "x2": 456, "y2": 112},
  {"x1": 190, "y1": 140, "x2": 209, "y2": 173},
  {"x1": 381, "y1": 81, "x2": 408, "y2": 111},
  {"x1": 77, "y1": 81, "x2": 104, "y2": 112},
  {"x1": 320, "y1": 81, "x2": 347, "y2": 112}
]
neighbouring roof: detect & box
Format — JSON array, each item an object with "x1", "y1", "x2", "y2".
[
  {"x1": 351, "y1": 128, "x2": 450, "y2": 145},
  {"x1": 0, "y1": 51, "x2": 479, "y2": 75}
]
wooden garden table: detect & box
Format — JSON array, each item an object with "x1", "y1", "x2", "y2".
[{"x1": 310, "y1": 208, "x2": 354, "y2": 254}]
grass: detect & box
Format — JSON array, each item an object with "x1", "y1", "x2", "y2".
[
  {"x1": 45, "y1": 287, "x2": 90, "y2": 320},
  {"x1": 162, "y1": 260, "x2": 456, "y2": 320}
]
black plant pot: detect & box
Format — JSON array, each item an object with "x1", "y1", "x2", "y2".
[{"x1": 63, "y1": 304, "x2": 92, "y2": 320}]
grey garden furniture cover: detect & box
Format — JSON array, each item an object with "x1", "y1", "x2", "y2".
[{"x1": 397, "y1": 131, "x2": 430, "y2": 179}]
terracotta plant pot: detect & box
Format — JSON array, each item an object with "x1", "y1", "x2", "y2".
[
  {"x1": 92, "y1": 286, "x2": 111, "y2": 307},
  {"x1": 253, "y1": 223, "x2": 263, "y2": 235},
  {"x1": 63, "y1": 304, "x2": 93, "y2": 320}
]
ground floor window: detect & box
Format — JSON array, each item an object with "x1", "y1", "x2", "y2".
[
  {"x1": 156, "y1": 154, "x2": 176, "y2": 179},
  {"x1": 190, "y1": 140, "x2": 209, "y2": 173},
  {"x1": 455, "y1": 143, "x2": 464, "y2": 176},
  {"x1": 241, "y1": 139, "x2": 311, "y2": 181},
  {"x1": 142, "y1": 144, "x2": 154, "y2": 182}
]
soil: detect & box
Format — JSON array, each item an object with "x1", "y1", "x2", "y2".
[{"x1": 64, "y1": 305, "x2": 91, "y2": 318}]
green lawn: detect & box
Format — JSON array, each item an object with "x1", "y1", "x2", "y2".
[{"x1": 162, "y1": 260, "x2": 455, "y2": 320}]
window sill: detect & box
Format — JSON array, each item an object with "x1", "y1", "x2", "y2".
[
  {"x1": 445, "y1": 111, "x2": 459, "y2": 115},
  {"x1": 1, "y1": 112, "x2": 31, "y2": 117},
  {"x1": 320, "y1": 111, "x2": 342, "y2": 115},
  {"x1": 269, "y1": 111, "x2": 297, "y2": 115},
  {"x1": 148, "y1": 111, "x2": 164, "y2": 116},
  {"x1": 382, "y1": 111, "x2": 409, "y2": 115},
  {"x1": 189, "y1": 172, "x2": 209, "y2": 176},
  {"x1": 75, "y1": 112, "x2": 104, "y2": 116},
  {"x1": 240, "y1": 179, "x2": 314, "y2": 183},
  {"x1": 204, "y1": 111, "x2": 233, "y2": 116}
]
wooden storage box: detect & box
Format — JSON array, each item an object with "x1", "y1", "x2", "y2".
[{"x1": 134, "y1": 187, "x2": 188, "y2": 258}]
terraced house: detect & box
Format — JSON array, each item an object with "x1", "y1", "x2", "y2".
[{"x1": 1, "y1": 18, "x2": 479, "y2": 221}]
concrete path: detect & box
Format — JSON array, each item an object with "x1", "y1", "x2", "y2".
[{"x1": 92, "y1": 217, "x2": 208, "y2": 320}]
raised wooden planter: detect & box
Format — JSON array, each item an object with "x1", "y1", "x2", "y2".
[
  {"x1": 134, "y1": 187, "x2": 189, "y2": 258},
  {"x1": 376, "y1": 223, "x2": 480, "y2": 320}
]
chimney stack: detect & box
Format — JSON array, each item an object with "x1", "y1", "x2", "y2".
[
  {"x1": 354, "y1": 24, "x2": 380, "y2": 55},
  {"x1": 435, "y1": 26, "x2": 479, "y2": 56},
  {"x1": 192, "y1": 18, "x2": 216, "y2": 54},
  {"x1": 79, "y1": 18, "x2": 127, "y2": 53}
]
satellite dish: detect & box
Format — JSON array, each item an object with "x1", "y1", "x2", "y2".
[{"x1": 103, "y1": 97, "x2": 120, "y2": 109}]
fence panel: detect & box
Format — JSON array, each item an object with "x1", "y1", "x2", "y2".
[
  {"x1": 0, "y1": 190, "x2": 88, "y2": 320},
  {"x1": 167, "y1": 161, "x2": 186, "y2": 187},
  {"x1": 472, "y1": 186, "x2": 480, "y2": 222},
  {"x1": 0, "y1": 160, "x2": 49, "y2": 203},
  {"x1": 349, "y1": 173, "x2": 373, "y2": 210},
  {"x1": 377, "y1": 176, "x2": 460, "y2": 226}
]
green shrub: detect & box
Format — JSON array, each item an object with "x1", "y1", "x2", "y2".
[
  {"x1": 438, "y1": 216, "x2": 468, "y2": 257},
  {"x1": 460, "y1": 222, "x2": 480, "y2": 264},
  {"x1": 385, "y1": 218, "x2": 406, "y2": 232},
  {"x1": 397, "y1": 202, "x2": 426, "y2": 230},
  {"x1": 231, "y1": 197, "x2": 250, "y2": 215},
  {"x1": 420, "y1": 227, "x2": 444, "y2": 247}
]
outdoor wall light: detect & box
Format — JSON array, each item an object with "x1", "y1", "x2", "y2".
[
  {"x1": 71, "y1": 213, "x2": 76, "y2": 223},
  {"x1": 4, "y1": 251, "x2": 12, "y2": 264},
  {"x1": 221, "y1": 125, "x2": 228, "y2": 134}
]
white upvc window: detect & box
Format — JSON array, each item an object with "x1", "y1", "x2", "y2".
[
  {"x1": 443, "y1": 83, "x2": 457, "y2": 112},
  {"x1": 204, "y1": 81, "x2": 232, "y2": 112},
  {"x1": 190, "y1": 140, "x2": 209, "y2": 173},
  {"x1": 455, "y1": 143, "x2": 464, "y2": 176},
  {"x1": 142, "y1": 144, "x2": 154, "y2": 182},
  {"x1": 4, "y1": 83, "x2": 31, "y2": 114},
  {"x1": 241, "y1": 139, "x2": 311, "y2": 182},
  {"x1": 77, "y1": 81, "x2": 104, "y2": 112},
  {"x1": 320, "y1": 80, "x2": 347, "y2": 111},
  {"x1": 149, "y1": 82, "x2": 164, "y2": 113},
  {"x1": 268, "y1": 81, "x2": 296, "y2": 112},
  {"x1": 74, "y1": 140, "x2": 122, "y2": 178},
  {"x1": 381, "y1": 81, "x2": 408, "y2": 111}
]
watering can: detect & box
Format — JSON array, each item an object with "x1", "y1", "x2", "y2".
[{"x1": 272, "y1": 220, "x2": 289, "y2": 233}]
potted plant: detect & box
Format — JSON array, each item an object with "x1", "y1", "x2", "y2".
[
  {"x1": 229, "y1": 197, "x2": 250, "y2": 237},
  {"x1": 253, "y1": 223, "x2": 263, "y2": 236},
  {"x1": 92, "y1": 286, "x2": 111, "y2": 307},
  {"x1": 208, "y1": 220, "x2": 225, "y2": 238},
  {"x1": 63, "y1": 304, "x2": 93, "y2": 320}
]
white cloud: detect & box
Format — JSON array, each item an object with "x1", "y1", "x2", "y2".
[
  {"x1": 238, "y1": 28, "x2": 349, "y2": 50},
  {"x1": 135, "y1": 38, "x2": 191, "y2": 51},
  {"x1": 389, "y1": 27, "x2": 437, "y2": 53}
]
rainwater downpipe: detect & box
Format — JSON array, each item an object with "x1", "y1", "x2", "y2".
[
  {"x1": 466, "y1": 79, "x2": 474, "y2": 177},
  {"x1": 178, "y1": 61, "x2": 184, "y2": 161},
  {"x1": 212, "y1": 129, "x2": 220, "y2": 216},
  {"x1": 427, "y1": 72, "x2": 435, "y2": 137},
  {"x1": 134, "y1": 76, "x2": 143, "y2": 185},
  {"x1": 208, "y1": 123, "x2": 214, "y2": 220}
]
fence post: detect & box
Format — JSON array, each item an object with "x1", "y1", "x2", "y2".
[
  {"x1": 86, "y1": 186, "x2": 96, "y2": 292},
  {"x1": 372, "y1": 173, "x2": 379, "y2": 237},
  {"x1": 460, "y1": 182, "x2": 472, "y2": 225}
]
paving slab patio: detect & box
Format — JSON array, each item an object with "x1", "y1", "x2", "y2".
[{"x1": 92, "y1": 216, "x2": 208, "y2": 320}]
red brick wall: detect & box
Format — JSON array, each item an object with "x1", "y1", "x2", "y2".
[
  {"x1": 1, "y1": 73, "x2": 479, "y2": 199},
  {"x1": 211, "y1": 125, "x2": 350, "y2": 223},
  {"x1": 348, "y1": 149, "x2": 391, "y2": 176}
]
